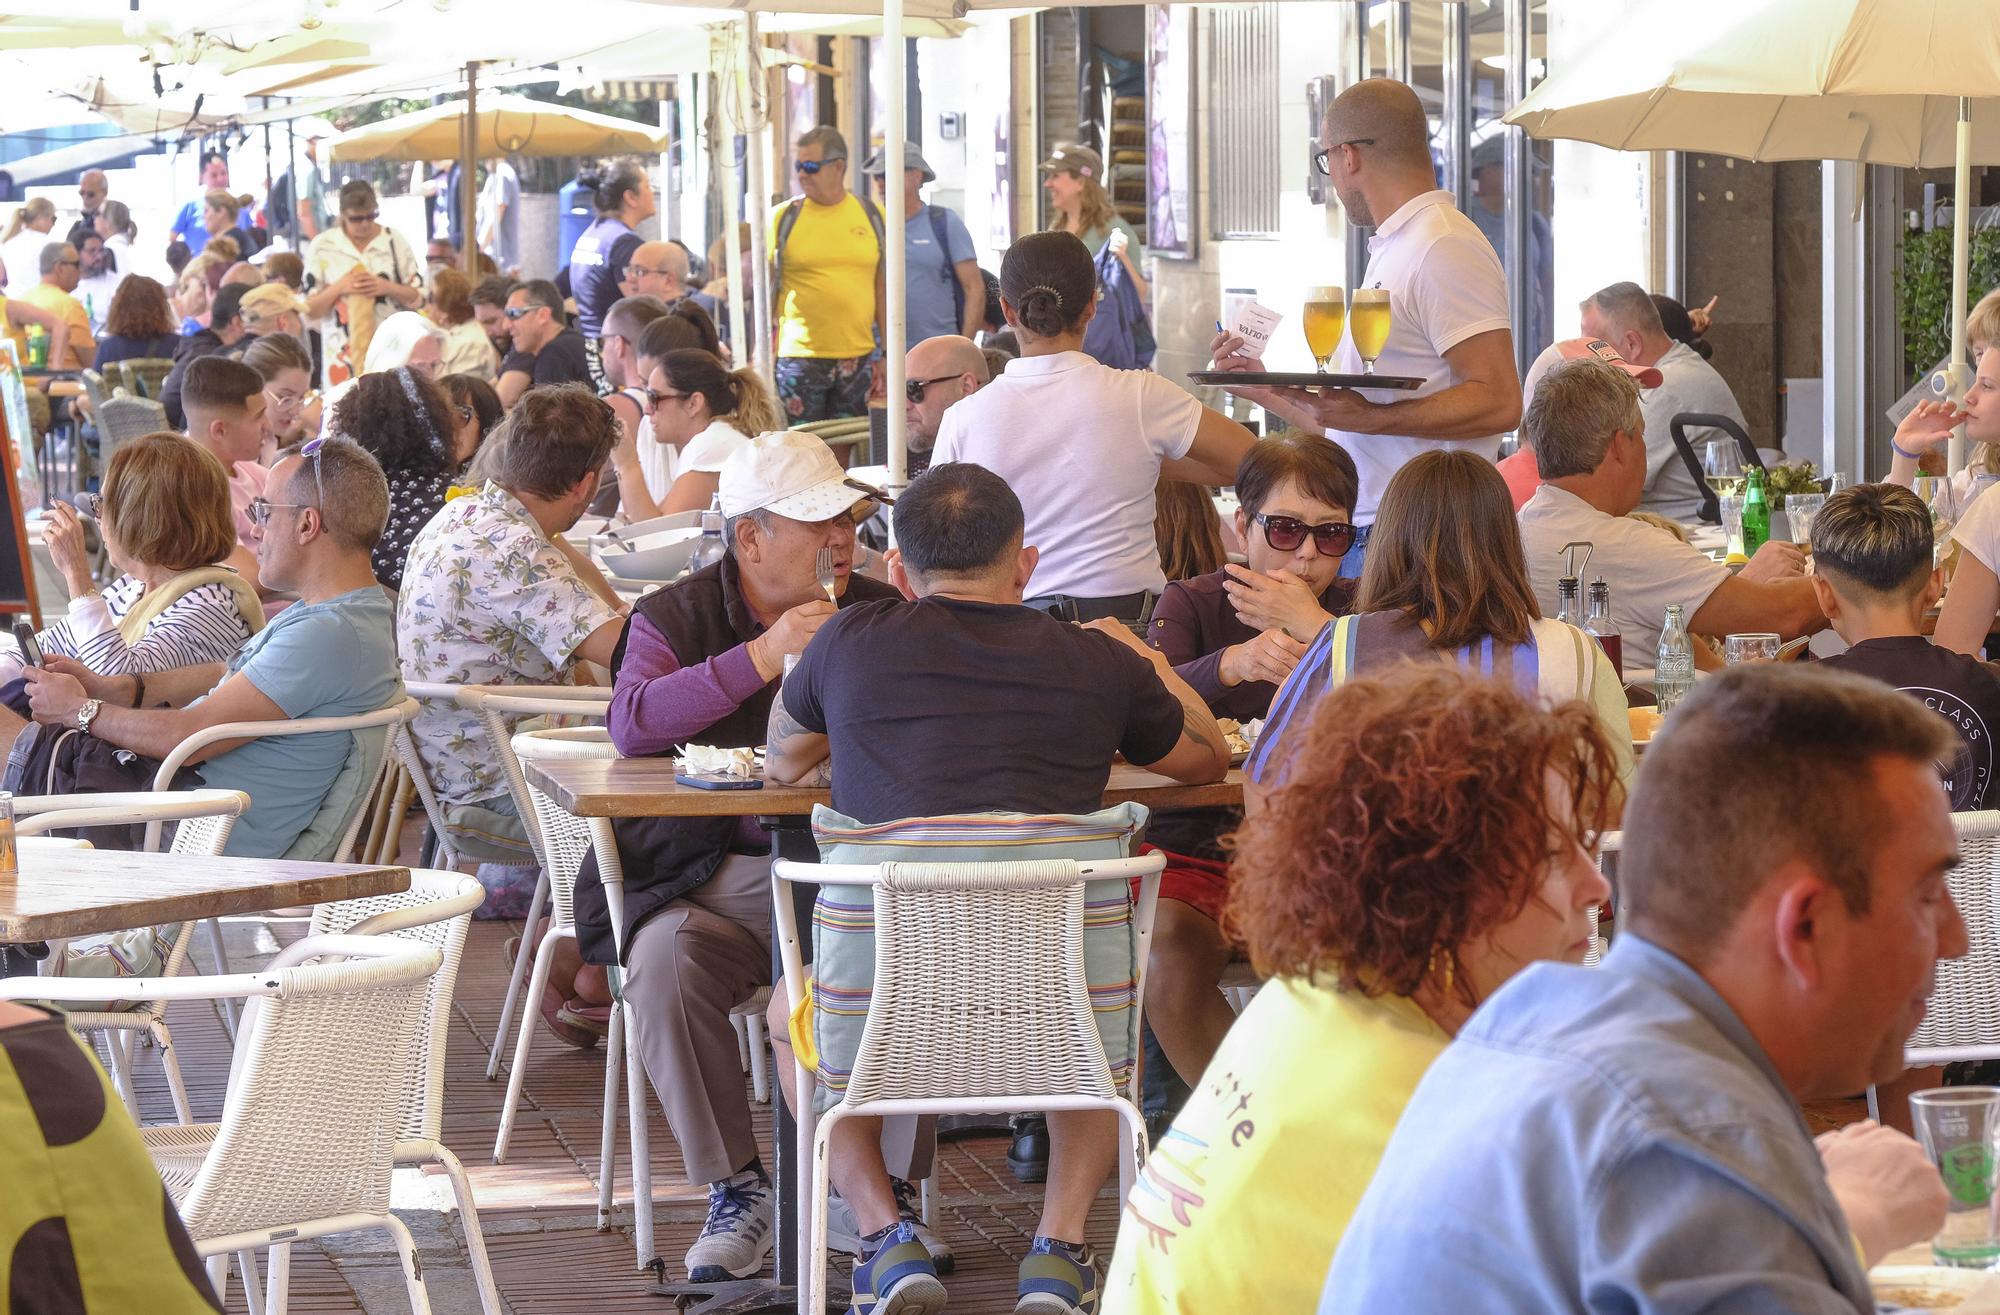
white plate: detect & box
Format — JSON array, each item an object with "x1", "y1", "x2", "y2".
[{"x1": 1871, "y1": 1264, "x2": 2000, "y2": 1310}]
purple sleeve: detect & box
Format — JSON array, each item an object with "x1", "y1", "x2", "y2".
[
  {"x1": 609, "y1": 613, "x2": 771, "y2": 758},
  {"x1": 1150, "y1": 580, "x2": 1231, "y2": 709}
]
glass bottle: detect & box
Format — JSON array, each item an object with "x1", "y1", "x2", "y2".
[
  {"x1": 1584, "y1": 578, "x2": 1622, "y2": 673},
  {"x1": 1555, "y1": 575, "x2": 1581, "y2": 629},
  {"x1": 1655, "y1": 604, "x2": 1695, "y2": 714},
  {"x1": 1741, "y1": 467, "x2": 1771, "y2": 556}
]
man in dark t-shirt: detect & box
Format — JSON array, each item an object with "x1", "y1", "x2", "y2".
[
  {"x1": 497, "y1": 278, "x2": 593, "y2": 407},
  {"x1": 764, "y1": 462, "x2": 1231, "y2": 1313},
  {"x1": 1813, "y1": 483, "x2": 2000, "y2": 810}
]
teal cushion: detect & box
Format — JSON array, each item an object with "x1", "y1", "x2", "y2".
[{"x1": 808, "y1": 802, "x2": 1150, "y2": 1113}]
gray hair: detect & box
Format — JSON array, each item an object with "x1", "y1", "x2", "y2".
[
  {"x1": 40, "y1": 242, "x2": 75, "y2": 277},
  {"x1": 1811, "y1": 484, "x2": 1935, "y2": 595},
  {"x1": 725, "y1": 509, "x2": 774, "y2": 558},
  {"x1": 1582, "y1": 281, "x2": 1666, "y2": 340},
  {"x1": 797, "y1": 125, "x2": 848, "y2": 160},
  {"x1": 1523, "y1": 358, "x2": 1643, "y2": 479},
  {"x1": 281, "y1": 437, "x2": 389, "y2": 554}
]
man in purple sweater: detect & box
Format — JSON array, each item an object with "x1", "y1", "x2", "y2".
[{"x1": 574, "y1": 431, "x2": 900, "y2": 1284}]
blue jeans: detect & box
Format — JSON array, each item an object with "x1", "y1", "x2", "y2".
[{"x1": 1338, "y1": 524, "x2": 1373, "y2": 579}]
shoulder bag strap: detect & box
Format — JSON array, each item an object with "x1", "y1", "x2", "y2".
[
  {"x1": 926, "y1": 205, "x2": 965, "y2": 327},
  {"x1": 773, "y1": 197, "x2": 806, "y2": 298}
]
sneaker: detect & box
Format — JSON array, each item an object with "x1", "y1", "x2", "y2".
[
  {"x1": 850, "y1": 1221, "x2": 947, "y2": 1315},
  {"x1": 1015, "y1": 1237, "x2": 1099, "y2": 1315},
  {"x1": 892, "y1": 1177, "x2": 955, "y2": 1274},
  {"x1": 684, "y1": 1170, "x2": 775, "y2": 1282},
  {"x1": 824, "y1": 1192, "x2": 865, "y2": 1257}
]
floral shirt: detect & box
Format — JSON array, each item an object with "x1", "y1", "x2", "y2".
[{"x1": 396, "y1": 482, "x2": 623, "y2": 808}]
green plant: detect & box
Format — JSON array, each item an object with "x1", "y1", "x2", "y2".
[
  {"x1": 1896, "y1": 224, "x2": 2000, "y2": 387},
  {"x1": 1765, "y1": 459, "x2": 1822, "y2": 510}
]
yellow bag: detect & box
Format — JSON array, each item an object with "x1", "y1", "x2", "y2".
[{"x1": 787, "y1": 977, "x2": 819, "y2": 1074}]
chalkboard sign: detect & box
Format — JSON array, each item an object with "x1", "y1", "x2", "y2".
[{"x1": 0, "y1": 342, "x2": 44, "y2": 629}]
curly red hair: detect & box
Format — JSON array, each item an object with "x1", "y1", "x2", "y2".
[{"x1": 1226, "y1": 663, "x2": 1620, "y2": 1005}]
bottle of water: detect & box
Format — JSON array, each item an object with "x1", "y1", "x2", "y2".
[
  {"x1": 684, "y1": 494, "x2": 727, "y2": 575},
  {"x1": 1655, "y1": 603, "x2": 1695, "y2": 713}
]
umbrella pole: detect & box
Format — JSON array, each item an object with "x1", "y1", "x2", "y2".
[
  {"x1": 462, "y1": 62, "x2": 480, "y2": 276},
  {"x1": 744, "y1": 15, "x2": 776, "y2": 388},
  {"x1": 717, "y1": 48, "x2": 749, "y2": 370},
  {"x1": 1949, "y1": 95, "x2": 1973, "y2": 475},
  {"x1": 884, "y1": 0, "x2": 907, "y2": 488}
]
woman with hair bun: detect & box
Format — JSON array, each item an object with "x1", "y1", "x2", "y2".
[
  {"x1": 567, "y1": 159, "x2": 657, "y2": 386},
  {"x1": 635, "y1": 348, "x2": 780, "y2": 515},
  {"x1": 931, "y1": 231, "x2": 1254, "y2": 625}
]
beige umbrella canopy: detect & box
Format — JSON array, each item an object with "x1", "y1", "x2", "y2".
[
  {"x1": 323, "y1": 92, "x2": 671, "y2": 163},
  {"x1": 1504, "y1": 0, "x2": 2000, "y2": 468}
]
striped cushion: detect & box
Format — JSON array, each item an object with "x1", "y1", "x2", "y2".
[{"x1": 808, "y1": 803, "x2": 1150, "y2": 1113}]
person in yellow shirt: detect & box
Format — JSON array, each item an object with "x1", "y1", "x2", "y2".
[
  {"x1": 770, "y1": 125, "x2": 884, "y2": 423},
  {"x1": 15, "y1": 242, "x2": 96, "y2": 370},
  {"x1": 1102, "y1": 664, "x2": 1620, "y2": 1314}
]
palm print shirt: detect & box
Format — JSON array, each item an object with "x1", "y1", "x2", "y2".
[{"x1": 396, "y1": 482, "x2": 622, "y2": 808}]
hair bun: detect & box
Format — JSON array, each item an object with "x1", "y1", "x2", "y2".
[{"x1": 577, "y1": 169, "x2": 604, "y2": 190}]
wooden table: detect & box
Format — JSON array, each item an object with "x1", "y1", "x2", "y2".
[
  {"x1": 0, "y1": 850, "x2": 411, "y2": 943},
  {"x1": 524, "y1": 757, "x2": 1246, "y2": 818}
]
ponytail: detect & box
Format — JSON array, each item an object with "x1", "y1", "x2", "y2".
[
  {"x1": 0, "y1": 197, "x2": 50, "y2": 244},
  {"x1": 724, "y1": 365, "x2": 783, "y2": 436}
]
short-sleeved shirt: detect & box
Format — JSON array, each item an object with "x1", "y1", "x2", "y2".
[
  {"x1": 195, "y1": 585, "x2": 401, "y2": 859},
  {"x1": 1636, "y1": 341, "x2": 1749, "y2": 522},
  {"x1": 398, "y1": 482, "x2": 624, "y2": 808},
  {"x1": 375, "y1": 468, "x2": 452, "y2": 591},
  {"x1": 479, "y1": 161, "x2": 522, "y2": 273},
  {"x1": 781, "y1": 595, "x2": 1186, "y2": 823},
  {"x1": 1953, "y1": 478, "x2": 2000, "y2": 578},
  {"x1": 303, "y1": 225, "x2": 423, "y2": 387},
  {"x1": 16, "y1": 284, "x2": 94, "y2": 371},
  {"x1": 1320, "y1": 190, "x2": 1512, "y2": 525},
  {"x1": 1104, "y1": 982, "x2": 1446, "y2": 1315},
  {"x1": 502, "y1": 328, "x2": 592, "y2": 391},
  {"x1": 770, "y1": 193, "x2": 881, "y2": 360},
  {"x1": 1820, "y1": 635, "x2": 2000, "y2": 810},
  {"x1": 1518, "y1": 482, "x2": 1730, "y2": 679},
  {"x1": 905, "y1": 204, "x2": 977, "y2": 342},
  {"x1": 169, "y1": 201, "x2": 207, "y2": 255},
  {"x1": 932, "y1": 351, "x2": 1202, "y2": 599}
]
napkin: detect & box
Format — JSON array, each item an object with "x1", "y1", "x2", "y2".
[{"x1": 677, "y1": 745, "x2": 759, "y2": 778}]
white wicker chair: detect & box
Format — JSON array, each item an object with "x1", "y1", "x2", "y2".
[
  {"x1": 455, "y1": 684, "x2": 612, "y2": 1081},
  {"x1": 10, "y1": 788, "x2": 249, "y2": 1124},
  {"x1": 1904, "y1": 810, "x2": 2000, "y2": 1066},
  {"x1": 4, "y1": 934, "x2": 443, "y2": 1315},
  {"x1": 496, "y1": 725, "x2": 665, "y2": 1268},
  {"x1": 774, "y1": 852, "x2": 1167, "y2": 1315},
  {"x1": 378, "y1": 682, "x2": 468, "y2": 871},
  {"x1": 301, "y1": 871, "x2": 500, "y2": 1315}
]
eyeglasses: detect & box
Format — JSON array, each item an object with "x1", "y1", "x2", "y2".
[
  {"x1": 248, "y1": 497, "x2": 314, "y2": 527},
  {"x1": 1312, "y1": 138, "x2": 1377, "y2": 177},
  {"x1": 503, "y1": 305, "x2": 544, "y2": 320},
  {"x1": 794, "y1": 157, "x2": 846, "y2": 175},
  {"x1": 1255, "y1": 513, "x2": 1357, "y2": 556},
  {"x1": 905, "y1": 374, "x2": 963, "y2": 404},
  {"x1": 625, "y1": 266, "x2": 670, "y2": 279},
  {"x1": 342, "y1": 211, "x2": 379, "y2": 224},
  {"x1": 299, "y1": 435, "x2": 327, "y2": 509},
  {"x1": 642, "y1": 388, "x2": 689, "y2": 409}
]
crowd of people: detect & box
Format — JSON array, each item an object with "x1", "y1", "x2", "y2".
[{"x1": 12, "y1": 65, "x2": 2000, "y2": 1315}]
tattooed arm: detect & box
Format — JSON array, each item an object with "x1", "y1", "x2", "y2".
[{"x1": 763, "y1": 687, "x2": 833, "y2": 787}]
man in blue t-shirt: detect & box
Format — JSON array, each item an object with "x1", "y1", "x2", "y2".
[
  {"x1": 864, "y1": 144, "x2": 984, "y2": 342},
  {"x1": 20, "y1": 439, "x2": 403, "y2": 859},
  {"x1": 170, "y1": 151, "x2": 231, "y2": 258}
]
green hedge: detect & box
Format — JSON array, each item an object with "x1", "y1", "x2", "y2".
[{"x1": 1896, "y1": 224, "x2": 2000, "y2": 386}]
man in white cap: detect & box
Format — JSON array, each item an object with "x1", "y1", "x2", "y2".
[
  {"x1": 865, "y1": 142, "x2": 985, "y2": 342},
  {"x1": 576, "y1": 430, "x2": 905, "y2": 1285}
]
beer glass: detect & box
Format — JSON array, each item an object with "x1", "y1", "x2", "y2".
[
  {"x1": 1349, "y1": 287, "x2": 1392, "y2": 374},
  {"x1": 1302, "y1": 286, "x2": 1346, "y2": 373},
  {"x1": 1912, "y1": 1088, "x2": 2000, "y2": 1267},
  {"x1": 1718, "y1": 492, "x2": 1746, "y2": 561}
]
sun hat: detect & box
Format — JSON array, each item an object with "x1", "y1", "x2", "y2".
[
  {"x1": 720, "y1": 431, "x2": 871, "y2": 522},
  {"x1": 862, "y1": 143, "x2": 936, "y2": 184}
]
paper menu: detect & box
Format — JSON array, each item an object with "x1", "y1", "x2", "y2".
[{"x1": 1225, "y1": 299, "x2": 1285, "y2": 360}]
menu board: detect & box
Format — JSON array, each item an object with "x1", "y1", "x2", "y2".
[{"x1": 0, "y1": 343, "x2": 44, "y2": 628}]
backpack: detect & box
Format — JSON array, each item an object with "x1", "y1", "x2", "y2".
[{"x1": 1080, "y1": 238, "x2": 1156, "y2": 370}]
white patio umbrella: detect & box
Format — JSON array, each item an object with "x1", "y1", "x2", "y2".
[{"x1": 1503, "y1": 0, "x2": 2000, "y2": 469}]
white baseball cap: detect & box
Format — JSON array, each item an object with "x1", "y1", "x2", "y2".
[{"x1": 719, "y1": 430, "x2": 870, "y2": 521}]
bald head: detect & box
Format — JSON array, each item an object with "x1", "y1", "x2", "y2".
[
  {"x1": 909, "y1": 334, "x2": 990, "y2": 385},
  {"x1": 624, "y1": 240, "x2": 689, "y2": 300},
  {"x1": 1322, "y1": 77, "x2": 1437, "y2": 224},
  {"x1": 905, "y1": 335, "x2": 990, "y2": 452},
  {"x1": 221, "y1": 261, "x2": 264, "y2": 289}
]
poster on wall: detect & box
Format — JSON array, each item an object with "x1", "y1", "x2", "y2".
[{"x1": 1146, "y1": 5, "x2": 1195, "y2": 260}]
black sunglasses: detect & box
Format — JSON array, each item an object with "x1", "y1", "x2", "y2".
[
  {"x1": 642, "y1": 388, "x2": 689, "y2": 409},
  {"x1": 794, "y1": 157, "x2": 846, "y2": 175},
  {"x1": 1256, "y1": 513, "x2": 1357, "y2": 556},
  {"x1": 343, "y1": 211, "x2": 380, "y2": 223},
  {"x1": 905, "y1": 374, "x2": 963, "y2": 404},
  {"x1": 1312, "y1": 138, "x2": 1377, "y2": 177},
  {"x1": 503, "y1": 305, "x2": 544, "y2": 320}
]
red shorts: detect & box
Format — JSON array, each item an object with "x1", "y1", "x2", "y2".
[{"x1": 1136, "y1": 845, "x2": 1231, "y2": 924}]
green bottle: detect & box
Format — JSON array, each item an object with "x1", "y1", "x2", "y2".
[{"x1": 1741, "y1": 466, "x2": 1770, "y2": 556}]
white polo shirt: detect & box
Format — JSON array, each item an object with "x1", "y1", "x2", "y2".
[
  {"x1": 1327, "y1": 190, "x2": 1512, "y2": 525},
  {"x1": 1518, "y1": 483, "x2": 1731, "y2": 679},
  {"x1": 933, "y1": 350, "x2": 1201, "y2": 599}
]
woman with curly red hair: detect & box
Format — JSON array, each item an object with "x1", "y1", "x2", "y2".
[{"x1": 1104, "y1": 664, "x2": 1618, "y2": 1314}]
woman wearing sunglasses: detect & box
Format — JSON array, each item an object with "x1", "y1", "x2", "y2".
[
  {"x1": 636, "y1": 347, "x2": 784, "y2": 517},
  {"x1": 1140, "y1": 432, "x2": 1361, "y2": 1095},
  {"x1": 1246, "y1": 449, "x2": 1635, "y2": 812}
]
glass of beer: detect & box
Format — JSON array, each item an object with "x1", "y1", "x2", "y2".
[
  {"x1": 1350, "y1": 287, "x2": 1392, "y2": 374},
  {"x1": 1302, "y1": 287, "x2": 1346, "y2": 373}
]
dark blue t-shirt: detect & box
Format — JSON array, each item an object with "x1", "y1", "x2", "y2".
[{"x1": 568, "y1": 216, "x2": 643, "y2": 338}]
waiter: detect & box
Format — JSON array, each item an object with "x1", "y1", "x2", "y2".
[{"x1": 1213, "y1": 77, "x2": 1520, "y2": 578}]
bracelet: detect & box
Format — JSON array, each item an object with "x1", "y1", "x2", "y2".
[
  {"x1": 1892, "y1": 438, "x2": 1924, "y2": 460},
  {"x1": 131, "y1": 674, "x2": 145, "y2": 709}
]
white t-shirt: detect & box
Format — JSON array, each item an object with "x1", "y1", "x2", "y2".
[
  {"x1": 1518, "y1": 483, "x2": 1731, "y2": 679},
  {"x1": 933, "y1": 350, "x2": 1201, "y2": 599},
  {"x1": 1323, "y1": 190, "x2": 1512, "y2": 525},
  {"x1": 1954, "y1": 480, "x2": 2000, "y2": 576},
  {"x1": 644, "y1": 417, "x2": 752, "y2": 503},
  {"x1": 0, "y1": 230, "x2": 54, "y2": 297},
  {"x1": 1637, "y1": 341, "x2": 1747, "y2": 523}
]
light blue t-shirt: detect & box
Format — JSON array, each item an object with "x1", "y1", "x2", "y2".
[
  {"x1": 905, "y1": 204, "x2": 977, "y2": 342},
  {"x1": 480, "y1": 162, "x2": 522, "y2": 273},
  {"x1": 196, "y1": 586, "x2": 400, "y2": 859}
]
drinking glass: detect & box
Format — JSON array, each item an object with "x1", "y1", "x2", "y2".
[
  {"x1": 1827, "y1": 470, "x2": 1850, "y2": 493},
  {"x1": 1723, "y1": 633, "x2": 1780, "y2": 664},
  {"x1": 1703, "y1": 439, "x2": 1745, "y2": 499},
  {"x1": 1718, "y1": 492, "x2": 1746, "y2": 560},
  {"x1": 1349, "y1": 287, "x2": 1392, "y2": 375},
  {"x1": 1911, "y1": 1087, "x2": 2000, "y2": 1268},
  {"x1": 1302, "y1": 286, "x2": 1346, "y2": 373},
  {"x1": 1786, "y1": 492, "x2": 1825, "y2": 551},
  {"x1": 1917, "y1": 475, "x2": 1961, "y2": 568},
  {"x1": 0, "y1": 792, "x2": 13, "y2": 876}
]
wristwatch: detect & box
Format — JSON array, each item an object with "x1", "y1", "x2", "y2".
[{"x1": 76, "y1": 698, "x2": 102, "y2": 737}]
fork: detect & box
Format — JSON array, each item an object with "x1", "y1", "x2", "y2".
[{"x1": 814, "y1": 546, "x2": 838, "y2": 605}]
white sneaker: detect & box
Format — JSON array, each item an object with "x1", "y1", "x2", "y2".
[
  {"x1": 684, "y1": 1169, "x2": 775, "y2": 1282},
  {"x1": 824, "y1": 1180, "x2": 954, "y2": 1273}
]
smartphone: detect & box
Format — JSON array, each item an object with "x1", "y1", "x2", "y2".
[
  {"x1": 12, "y1": 621, "x2": 41, "y2": 668},
  {"x1": 674, "y1": 772, "x2": 764, "y2": 792}
]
